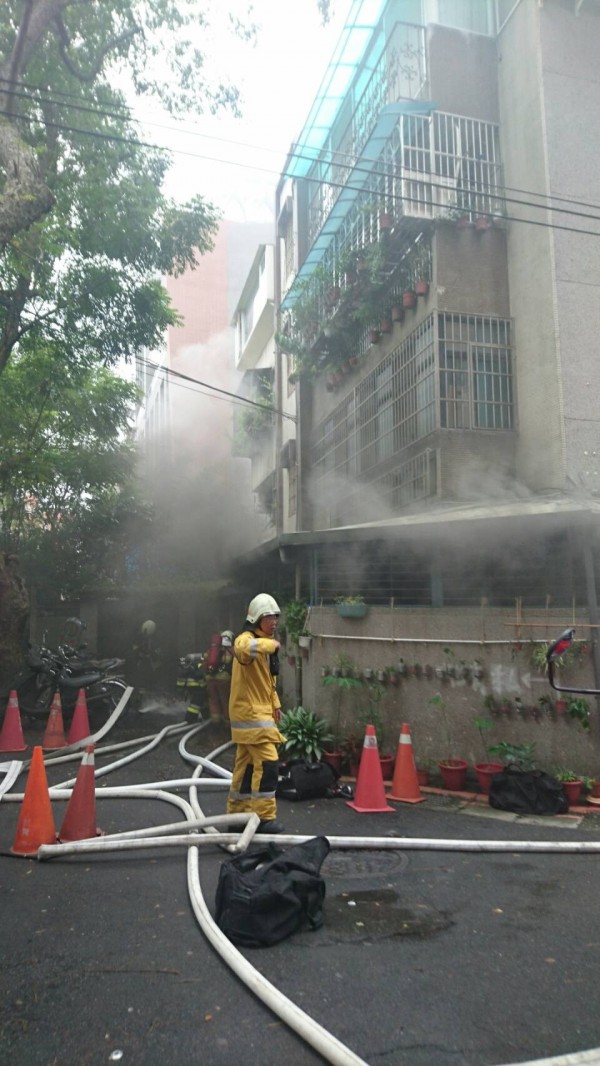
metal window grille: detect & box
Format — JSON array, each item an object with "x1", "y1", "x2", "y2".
[{"x1": 311, "y1": 311, "x2": 512, "y2": 492}]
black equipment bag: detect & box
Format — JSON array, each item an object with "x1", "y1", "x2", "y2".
[
  {"x1": 215, "y1": 835, "x2": 330, "y2": 947},
  {"x1": 488, "y1": 766, "x2": 569, "y2": 815},
  {"x1": 276, "y1": 759, "x2": 339, "y2": 801}
]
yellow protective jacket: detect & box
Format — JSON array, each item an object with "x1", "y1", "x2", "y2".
[{"x1": 229, "y1": 628, "x2": 285, "y2": 746}]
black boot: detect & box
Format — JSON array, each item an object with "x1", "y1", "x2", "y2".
[{"x1": 256, "y1": 819, "x2": 286, "y2": 834}]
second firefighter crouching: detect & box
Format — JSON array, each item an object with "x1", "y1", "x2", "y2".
[
  {"x1": 177, "y1": 653, "x2": 207, "y2": 724},
  {"x1": 205, "y1": 630, "x2": 234, "y2": 722}
]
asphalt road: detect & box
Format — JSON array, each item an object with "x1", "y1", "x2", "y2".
[{"x1": 1, "y1": 700, "x2": 600, "y2": 1066}]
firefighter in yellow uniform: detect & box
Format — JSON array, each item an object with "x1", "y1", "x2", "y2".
[{"x1": 226, "y1": 594, "x2": 286, "y2": 833}]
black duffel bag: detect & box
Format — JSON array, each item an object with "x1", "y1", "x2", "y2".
[
  {"x1": 276, "y1": 759, "x2": 339, "y2": 801},
  {"x1": 215, "y1": 835, "x2": 330, "y2": 947},
  {"x1": 488, "y1": 766, "x2": 569, "y2": 815}
]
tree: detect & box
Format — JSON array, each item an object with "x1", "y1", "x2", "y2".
[
  {"x1": 0, "y1": 0, "x2": 262, "y2": 374},
  {"x1": 0, "y1": 346, "x2": 148, "y2": 600}
]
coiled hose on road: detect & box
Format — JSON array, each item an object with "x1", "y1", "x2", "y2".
[{"x1": 2, "y1": 708, "x2": 600, "y2": 1066}]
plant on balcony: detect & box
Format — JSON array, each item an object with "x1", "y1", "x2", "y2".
[{"x1": 233, "y1": 374, "x2": 274, "y2": 453}]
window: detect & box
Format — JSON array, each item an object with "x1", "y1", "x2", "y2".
[{"x1": 439, "y1": 313, "x2": 513, "y2": 430}]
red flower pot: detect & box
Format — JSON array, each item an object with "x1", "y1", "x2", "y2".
[
  {"x1": 391, "y1": 305, "x2": 404, "y2": 322},
  {"x1": 415, "y1": 279, "x2": 429, "y2": 296},
  {"x1": 416, "y1": 769, "x2": 430, "y2": 787},
  {"x1": 402, "y1": 290, "x2": 417, "y2": 309},
  {"x1": 438, "y1": 759, "x2": 468, "y2": 791},
  {"x1": 474, "y1": 762, "x2": 504, "y2": 795},
  {"x1": 379, "y1": 754, "x2": 395, "y2": 781},
  {"x1": 561, "y1": 780, "x2": 583, "y2": 806},
  {"x1": 322, "y1": 751, "x2": 342, "y2": 775}
]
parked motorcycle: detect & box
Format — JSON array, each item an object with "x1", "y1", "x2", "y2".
[{"x1": 4, "y1": 640, "x2": 129, "y2": 721}]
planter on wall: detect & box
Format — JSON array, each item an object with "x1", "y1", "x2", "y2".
[
  {"x1": 402, "y1": 290, "x2": 417, "y2": 309},
  {"x1": 391, "y1": 305, "x2": 404, "y2": 322},
  {"x1": 415, "y1": 279, "x2": 429, "y2": 296},
  {"x1": 336, "y1": 603, "x2": 368, "y2": 619}
]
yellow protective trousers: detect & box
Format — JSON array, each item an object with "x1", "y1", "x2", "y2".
[{"x1": 226, "y1": 737, "x2": 280, "y2": 822}]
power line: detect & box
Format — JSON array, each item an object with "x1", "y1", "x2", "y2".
[
  {"x1": 137, "y1": 356, "x2": 296, "y2": 422},
  {"x1": 2, "y1": 104, "x2": 600, "y2": 241},
  {"x1": 4, "y1": 75, "x2": 600, "y2": 217}
]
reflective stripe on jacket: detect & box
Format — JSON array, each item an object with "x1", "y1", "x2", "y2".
[{"x1": 229, "y1": 629, "x2": 284, "y2": 746}]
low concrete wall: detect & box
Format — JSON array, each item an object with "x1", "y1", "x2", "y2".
[{"x1": 279, "y1": 606, "x2": 600, "y2": 779}]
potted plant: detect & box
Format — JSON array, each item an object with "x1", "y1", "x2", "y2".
[
  {"x1": 278, "y1": 706, "x2": 333, "y2": 764},
  {"x1": 486, "y1": 741, "x2": 536, "y2": 771},
  {"x1": 335, "y1": 595, "x2": 368, "y2": 619},
  {"x1": 340, "y1": 732, "x2": 363, "y2": 777},
  {"x1": 356, "y1": 683, "x2": 394, "y2": 779},
  {"x1": 321, "y1": 657, "x2": 362, "y2": 770},
  {"x1": 567, "y1": 697, "x2": 591, "y2": 732},
  {"x1": 473, "y1": 716, "x2": 504, "y2": 795},
  {"x1": 431, "y1": 692, "x2": 468, "y2": 790},
  {"x1": 283, "y1": 599, "x2": 310, "y2": 657},
  {"x1": 555, "y1": 768, "x2": 583, "y2": 806}
]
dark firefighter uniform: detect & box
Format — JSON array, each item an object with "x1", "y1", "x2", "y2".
[{"x1": 177, "y1": 653, "x2": 208, "y2": 724}]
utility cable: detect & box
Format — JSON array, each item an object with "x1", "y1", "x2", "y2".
[
  {"x1": 3, "y1": 77, "x2": 600, "y2": 218},
  {"x1": 1, "y1": 104, "x2": 600, "y2": 238}
]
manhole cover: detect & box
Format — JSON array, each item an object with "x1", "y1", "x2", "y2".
[{"x1": 323, "y1": 849, "x2": 409, "y2": 879}]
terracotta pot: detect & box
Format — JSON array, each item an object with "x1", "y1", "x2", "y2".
[
  {"x1": 391, "y1": 305, "x2": 404, "y2": 322},
  {"x1": 416, "y1": 769, "x2": 430, "y2": 787},
  {"x1": 402, "y1": 290, "x2": 416, "y2": 309},
  {"x1": 379, "y1": 754, "x2": 395, "y2": 781},
  {"x1": 379, "y1": 319, "x2": 392, "y2": 334},
  {"x1": 438, "y1": 759, "x2": 468, "y2": 791},
  {"x1": 322, "y1": 751, "x2": 342, "y2": 774},
  {"x1": 591, "y1": 781, "x2": 600, "y2": 798},
  {"x1": 415, "y1": 279, "x2": 429, "y2": 296},
  {"x1": 561, "y1": 780, "x2": 583, "y2": 806},
  {"x1": 474, "y1": 762, "x2": 504, "y2": 795}
]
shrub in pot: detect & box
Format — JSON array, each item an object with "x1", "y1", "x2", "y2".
[{"x1": 278, "y1": 706, "x2": 333, "y2": 763}]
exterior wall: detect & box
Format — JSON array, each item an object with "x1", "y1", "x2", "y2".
[
  {"x1": 279, "y1": 605, "x2": 599, "y2": 776},
  {"x1": 540, "y1": 2, "x2": 600, "y2": 497},
  {"x1": 497, "y1": 2, "x2": 565, "y2": 490},
  {"x1": 434, "y1": 226, "x2": 510, "y2": 316},
  {"x1": 427, "y1": 24, "x2": 499, "y2": 122}
]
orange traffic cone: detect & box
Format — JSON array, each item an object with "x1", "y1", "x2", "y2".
[
  {"x1": 67, "y1": 689, "x2": 91, "y2": 745},
  {"x1": 347, "y1": 724, "x2": 394, "y2": 813},
  {"x1": 388, "y1": 722, "x2": 425, "y2": 803},
  {"x1": 42, "y1": 693, "x2": 67, "y2": 750},
  {"x1": 11, "y1": 745, "x2": 56, "y2": 855},
  {"x1": 58, "y1": 745, "x2": 102, "y2": 842},
  {"x1": 0, "y1": 690, "x2": 27, "y2": 752}
]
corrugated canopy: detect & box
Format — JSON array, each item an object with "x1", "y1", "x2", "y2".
[{"x1": 286, "y1": 0, "x2": 388, "y2": 180}]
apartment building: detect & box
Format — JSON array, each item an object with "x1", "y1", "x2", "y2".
[{"x1": 233, "y1": 0, "x2": 600, "y2": 625}]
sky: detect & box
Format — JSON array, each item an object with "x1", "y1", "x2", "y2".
[{"x1": 131, "y1": 0, "x2": 352, "y2": 223}]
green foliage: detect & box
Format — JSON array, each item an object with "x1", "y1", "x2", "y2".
[
  {"x1": 279, "y1": 706, "x2": 333, "y2": 762},
  {"x1": 487, "y1": 741, "x2": 536, "y2": 771},
  {"x1": 567, "y1": 697, "x2": 591, "y2": 732},
  {"x1": 0, "y1": 348, "x2": 149, "y2": 599},
  {"x1": 555, "y1": 768, "x2": 580, "y2": 783},
  {"x1": 474, "y1": 716, "x2": 494, "y2": 758},
  {"x1": 283, "y1": 600, "x2": 309, "y2": 646}
]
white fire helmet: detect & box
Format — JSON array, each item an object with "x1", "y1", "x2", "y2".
[
  {"x1": 220, "y1": 630, "x2": 234, "y2": 647},
  {"x1": 141, "y1": 620, "x2": 156, "y2": 637},
  {"x1": 246, "y1": 594, "x2": 280, "y2": 625}
]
